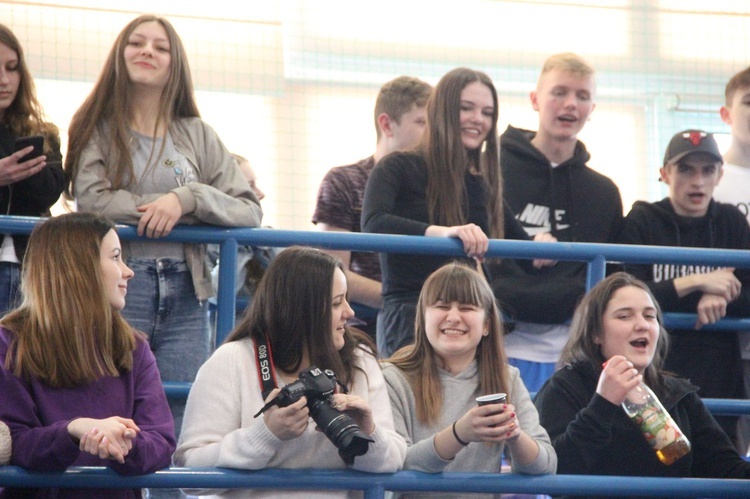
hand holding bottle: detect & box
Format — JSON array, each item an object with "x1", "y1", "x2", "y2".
[{"x1": 597, "y1": 356, "x2": 642, "y2": 406}]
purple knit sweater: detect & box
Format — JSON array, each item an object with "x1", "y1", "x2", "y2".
[{"x1": 0, "y1": 327, "x2": 176, "y2": 498}]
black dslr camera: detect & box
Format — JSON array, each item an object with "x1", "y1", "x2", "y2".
[{"x1": 255, "y1": 366, "x2": 374, "y2": 465}]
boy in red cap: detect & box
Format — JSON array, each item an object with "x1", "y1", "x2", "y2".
[{"x1": 619, "y1": 129, "x2": 750, "y2": 449}]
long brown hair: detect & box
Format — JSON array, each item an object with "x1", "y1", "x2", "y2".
[
  {"x1": 2, "y1": 213, "x2": 138, "y2": 388},
  {"x1": 0, "y1": 24, "x2": 59, "y2": 152},
  {"x1": 420, "y1": 67, "x2": 504, "y2": 239},
  {"x1": 386, "y1": 262, "x2": 510, "y2": 424},
  {"x1": 64, "y1": 14, "x2": 200, "y2": 199},
  {"x1": 558, "y1": 272, "x2": 670, "y2": 393},
  {"x1": 227, "y1": 246, "x2": 375, "y2": 388}
]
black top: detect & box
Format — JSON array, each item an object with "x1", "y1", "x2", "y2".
[
  {"x1": 535, "y1": 361, "x2": 750, "y2": 498},
  {"x1": 0, "y1": 124, "x2": 65, "y2": 260},
  {"x1": 361, "y1": 151, "x2": 528, "y2": 299}
]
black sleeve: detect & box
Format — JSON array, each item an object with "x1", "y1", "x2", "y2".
[
  {"x1": 361, "y1": 155, "x2": 430, "y2": 237},
  {"x1": 619, "y1": 211, "x2": 688, "y2": 311},
  {"x1": 11, "y1": 133, "x2": 66, "y2": 215},
  {"x1": 503, "y1": 204, "x2": 530, "y2": 241},
  {"x1": 535, "y1": 370, "x2": 624, "y2": 475},
  {"x1": 726, "y1": 210, "x2": 750, "y2": 316}
]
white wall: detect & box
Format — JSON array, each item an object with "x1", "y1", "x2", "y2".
[{"x1": 5, "y1": 0, "x2": 748, "y2": 228}]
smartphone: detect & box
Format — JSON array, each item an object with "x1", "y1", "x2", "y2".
[{"x1": 14, "y1": 135, "x2": 44, "y2": 163}]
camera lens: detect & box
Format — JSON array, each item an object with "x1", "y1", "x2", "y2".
[{"x1": 308, "y1": 398, "x2": 374, "y2": 465}]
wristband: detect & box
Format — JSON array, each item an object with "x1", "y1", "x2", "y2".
[{"x1": 452, "y1": 421, "x2": 469, "y2": 446}]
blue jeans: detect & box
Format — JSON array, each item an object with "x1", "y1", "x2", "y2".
[
  {"x1": 0, "y1": 262, "x2": 21, "y2": 317},
  {"x1": 377, "y1": 296, "x2": 418, "y2": 359},
  {"x1": 121, "y1": 258, "x2": 210, "y2": 437}
]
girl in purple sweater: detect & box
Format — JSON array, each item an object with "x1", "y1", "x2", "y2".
[{"x1": 0, "y1": 213, "x2": 175, "y2": 498}]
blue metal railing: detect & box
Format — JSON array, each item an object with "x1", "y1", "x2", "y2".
[
  {"x1": 1, "y1": 216, "x2": 748, "y2": 345},
  {"x1": 0, "y1": 466, "x2": 749, "y2": 497},
  {"x1": 2, "y1": 215, "x2": 750, "y2": 496}
]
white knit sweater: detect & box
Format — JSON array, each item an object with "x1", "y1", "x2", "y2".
[{"x1": 174, "y1": 338, "x2": 406, "y2": 498}]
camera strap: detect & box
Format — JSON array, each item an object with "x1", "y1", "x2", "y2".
[{"x1": 254, "y1": 334, "x2": 278, "y2": 400}]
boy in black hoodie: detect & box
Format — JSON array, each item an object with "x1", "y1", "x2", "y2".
[
  {"x1": 491, "y1": 53, "x2": 623, "y2": 391},
  {"x1": 620, "y1": 129, "x2": 750, "y2": 448}
]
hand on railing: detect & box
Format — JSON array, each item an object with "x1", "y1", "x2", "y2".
[
  {"x1": 425, "y1": 223, "x2": 489, "y2": 262},
  {"x1": 136, "y1": 192, "x2": 183, "y2": 238},
  {"x1": 531, "y1": 232, "x2": 558, "y2": 269}
]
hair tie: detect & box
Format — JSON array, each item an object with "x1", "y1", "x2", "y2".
[{"x1": 452, "y1": 421, "x2": 469, "y2": 446}]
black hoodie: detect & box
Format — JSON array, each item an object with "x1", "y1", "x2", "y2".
[
  {"x1": 535, "y1": 360, "x2": 750, "y2": 498},
  {"x1": 490, "y1": 125, "x2": 623, "y2": 324},
  {"x1": 620, "y1": 197, "x2": 750, "y2": 314}
]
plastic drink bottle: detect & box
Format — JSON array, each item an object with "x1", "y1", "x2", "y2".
[{"x1": 621, "y1": 381, "x2": 691, "y2": 465}]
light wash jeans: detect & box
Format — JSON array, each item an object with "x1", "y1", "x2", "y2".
[
  {"x1": 0, "y1": 261, "x2": 21, "y2": 317},
  {"x1": 121, "y1": 258, "x2": 211, "y2": 436},
  {"x1": 123, "y1": 259, "x2": 209, "y2": 499}
]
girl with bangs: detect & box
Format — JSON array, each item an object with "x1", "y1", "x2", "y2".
[
  {"x1": 382, "y1": 263, "x2": 556, "y2": 495},
  {"x1": 0, "y1": 213, "x2": 175, "y2": 498}
]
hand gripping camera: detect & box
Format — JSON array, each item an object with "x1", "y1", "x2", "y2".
[{"x1": 254, "y1": 366, "x2": 374, "y2": 465}]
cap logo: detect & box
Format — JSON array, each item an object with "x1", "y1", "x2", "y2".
[{"x1": 683, "y1": 131, "x2": 707, "y2": 146}]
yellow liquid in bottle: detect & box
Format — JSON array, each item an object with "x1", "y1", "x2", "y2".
[{"x1": 655, "y1": 438, "x2": 691, "y2": 465}]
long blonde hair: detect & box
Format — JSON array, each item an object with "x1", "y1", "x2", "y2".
[
  {"x1": 64, "y1": 14, "x2": 199, "y2": 199},
  {"x1": 386, "y1": 262, "x2": 510, "y2": 424},
  {"x1": 2, "y1": 213, "x2": 138, "y2": 387}
]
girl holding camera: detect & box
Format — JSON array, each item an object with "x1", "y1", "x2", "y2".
[
  {"x1": 175, "y1": 246, "x2": 406, "y2": 498},
  {"x1": 382, "y1": 263, "x2": 556, "y2": 495}
]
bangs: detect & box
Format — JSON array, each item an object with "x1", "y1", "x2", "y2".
[{"x1": 421, "y1": 263, "x2": 490, "y2": 309}]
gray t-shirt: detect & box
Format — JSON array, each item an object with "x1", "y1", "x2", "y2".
[{"x1": 127, "y1": 131, "x2": 189, "y2": 260}]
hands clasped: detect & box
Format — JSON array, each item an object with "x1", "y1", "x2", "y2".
[{"x1": 68, "y1": 416, "x2": 140, "y2": 464}]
